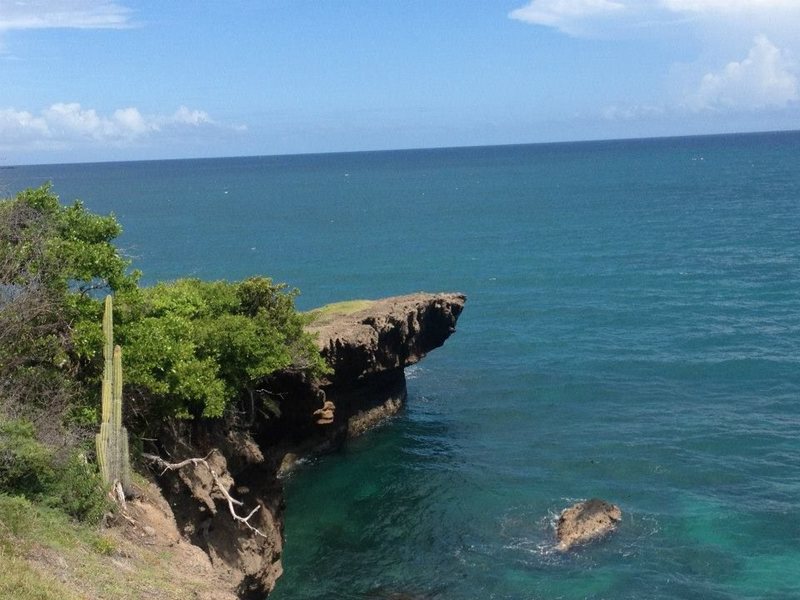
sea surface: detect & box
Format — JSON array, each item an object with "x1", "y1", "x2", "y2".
[{"x1": 4, "y1": 131, "x2": 800, "y2": 599}]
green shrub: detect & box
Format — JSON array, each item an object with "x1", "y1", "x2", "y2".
[
  {"x1": 0, "y1": 493, "x2": 36, "y2": 540},
  {"x1": 116, "y1": 276, "x2": 328, "y2": 419},
  {"x1": 44, "y1": 454, "x2": 110, "y2": 524},
  {"x1": 0, "y1": 420, "x2": 54, "y2": 498},
  {"x1": 0, "y1": 420, "x2": 109, "y2": 523}
]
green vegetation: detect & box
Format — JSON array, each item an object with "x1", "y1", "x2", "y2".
[
  {"x1": 0, "y1": 183, "x2": 327, "y2": 521},
  {"x1": 0, "y1": 183, "x2": 332, "y2": 597},
  {"x1": 0, "y1": 183, "x2": 331, "y2": 594},
  {"x1": 1, "y1": 183, "x2": 325, "y2": 426},
  {"x1": 0, "y1": 491, "x2": 234, "y2": 600},
  {"x1": 306, "y1": 298, "x2": 375, "y2": 324},
  {"x1": 116, "y1": 276, "x2": 327, "y2": 419},
  {"x1": 0, "y1": 183, "x2": 137, "y2": 436},
  {"x1": 0, "y1": 419, "x2": 110, "y2": 523}
]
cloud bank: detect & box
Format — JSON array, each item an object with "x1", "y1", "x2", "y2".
[
  {"x1": 509, "y1": 0, "x2": 800, "y2": 34},
  {"x1": 0, "y1": 0, "x2": 133, "y2": 31},
  {"x1": 511, "y1": 0, "x2": 800, "y2": 115},
  {"x1": 509, "y1": 0, "x2": 625, "y2": 36},
  {"x1": 689, "y1": 36, "x2": 798, "y2": 110},
  {"x1": 0, "y1": 103, "x2": 228, "y2": 152}
]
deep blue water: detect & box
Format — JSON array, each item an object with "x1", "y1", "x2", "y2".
[{"x1": 4, "y1": 131, "x2": 800, "y2": 599}]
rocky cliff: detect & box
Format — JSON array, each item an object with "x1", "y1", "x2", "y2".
[
  {"x1": 309, "y1": 292, "x2": 466, "y2": 439},
  {"x1": 142, "y1": 292, "x2": 465, "y2": 599}
]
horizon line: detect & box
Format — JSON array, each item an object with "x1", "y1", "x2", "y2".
[{"x1": 5, "y1": 126, "x2": 799, "y2": 169}]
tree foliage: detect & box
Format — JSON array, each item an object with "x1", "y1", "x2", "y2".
[
  {"x1": 1, "y1": 184, "x2": 326, "y2": 426},
  {"x1": 116, "y1": 277, "x2": 327, "y2": 418},
  {"x1": 0, "y1": 184, "x2": 136, "y2": 436},
  {"x1": 0, "y1": 419, "x2": 109, "y2": 523}
]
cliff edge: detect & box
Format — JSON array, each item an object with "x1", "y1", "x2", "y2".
[
  {"x1": 143, "y1": 292, "x2": 466, "y2": 599},
  {"x1": 310, "y1": 292, "x2": 466, "y2": 383},
  {"x1": 308, "y1": 292, "x2": 466, "y2": 437}
]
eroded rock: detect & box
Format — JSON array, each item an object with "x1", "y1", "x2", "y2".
[
  {"x1": 556, "y1": 498, "x2": 622, "y2": 551},
  {"x1": 309, "y1": 292, "x2": 466, "y2": 385},
  {"x1": 144, "y1": 292, "x2": 466, "y2": 599},
  {"x1": 147, "y1": 430, "x2": 284, "y2": 600},
  {"x1": 309, "y1": 292, "x2": 466, "y2": 435},
  {"x1": 257, "y1": 292, "x2": 466, "y2": 461}
]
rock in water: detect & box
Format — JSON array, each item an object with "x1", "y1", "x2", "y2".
[{"x1": 556, "y1": 498, "x2": 622, "y2": 551}]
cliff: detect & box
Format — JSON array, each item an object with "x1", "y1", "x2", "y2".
[
  {"x1": 311, "y1": 292, "x2": 467, "y2": 384},
  {"x1": 308, "y1": 292, "x2": 466, "y2": 439},
  {"x1": 141, "y1": 292, "x2": 466, "y2": 599}
]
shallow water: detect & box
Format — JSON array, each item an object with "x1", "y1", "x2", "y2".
[{"x1": 5, "y1": 131, "x2": 800, "y2": 599}]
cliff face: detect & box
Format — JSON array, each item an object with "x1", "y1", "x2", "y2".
[
  {"x1": 312, "y1": 292, "x2": 467, "y2": 385},
  {"x1": 309, "y1": 292, "x2": 466, "y2": 438},
  {"x1": 256, "y1": 293, "x2": 466, "y2": 454},
  {"x1": 145, "y1": 292, "x2": 465, "y2": 599}
]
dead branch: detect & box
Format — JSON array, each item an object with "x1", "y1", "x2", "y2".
[{"x1": 142, "y1": 452, "x2": 266, "y2": 538}]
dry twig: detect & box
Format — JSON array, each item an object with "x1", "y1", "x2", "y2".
[{"x1": 142, "y1": 452, "x2": 266, "y2": 538}]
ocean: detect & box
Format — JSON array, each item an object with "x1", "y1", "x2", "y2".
[{"x1": 3, "y1": 131, "x2": 800, "y2": 599}]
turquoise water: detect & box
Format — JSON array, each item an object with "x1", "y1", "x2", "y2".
[{"x1": 4, "y1": 131, "x2": 800, "y2": 599}]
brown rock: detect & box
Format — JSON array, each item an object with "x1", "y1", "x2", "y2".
[
  {"x1": 313, "y1": 400, "x2": 336, "y2": 425},
  {"x1": 556, "y1": 498, "x2": 622, "y2": 551},
  {"x1": 140, "y1": 293, "x2": 467, "y2": 599},
  {"x1": 308, "y1": 292, "x2": 466, "y2": 385},
  {"x1": 148, "y1": 435, "x2": 284, "y2": 600},
  {"x1": 259, "y1": 292, "x2": 466, "y2": 452}
]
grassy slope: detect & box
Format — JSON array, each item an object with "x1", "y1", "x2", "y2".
[{"x1": 0, "y1": 489, "x2": 235, "y2": 600}]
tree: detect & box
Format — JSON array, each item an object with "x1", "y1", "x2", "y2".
[
  {"x1": 0, "y1": 184, "x2": 138, "y2": 431},
  {"x1": 1, "y1": 184, "x2": 327, "y2": 427},
  {"x1": 116, "y1": 277, "x2": 327, "y2": 419}
]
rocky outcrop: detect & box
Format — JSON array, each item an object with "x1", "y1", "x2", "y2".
[
  {"x1": 255, "y1": 293, "x2": 466, "y2": 468},
  {"x1": 309, "y1": 292, "x2": 466, "y2": 441},
  {"x1": 556, "y1": 499, "x2": 622, "y2": 551},
  {"x1": 310, "y1": 293, "x2": 466, "y2": 385},
  {"x1": 144, "y1": 426, "x2": 285, "y2": 599},
  {"x1": 144, "y1": 292, "x2": 465, "y2": 599}
]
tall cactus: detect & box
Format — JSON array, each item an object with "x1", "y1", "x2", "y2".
[{"x1": 96, "y1": 295, "x2": 131, "y2": 496}]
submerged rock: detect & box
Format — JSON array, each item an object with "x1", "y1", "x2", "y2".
[{"x1": 556, "y1": 498, "x2": 622, "y2": 551}]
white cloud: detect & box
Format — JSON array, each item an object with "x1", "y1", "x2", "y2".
[
  {"x1": 0, "y1": 108, "x2": 49, "y2": 142},
  {"x1": 0, "y1": 0, "x2": 133, "y2": 31},
  {"x1": 509, "y1": 0, "x2": 800, "y2": 36},
  {"x1": 0, "y1": 103, "x2": 234, "y2": 152},
  {"x1": 660, "y1": 0, "x2": 798, "y2": 13},
  {"x1": 510, "y1": 0, "x2": 800, "y2": 120},
  {"x1": 687, "y1": 35, "x2": 798, "y2": 110},
  {"x1": 112, "y1": 107, "x2": 150, "y2": 135},
  {"x1": 509, "y1": 0, "x2": 625, "y2": 35},
  {"x1": 168, "y1": 106, "x2": 213, "y2": 126},
  {"x1": 602, "y1": 103, "x2": 666, "y2": 120}
]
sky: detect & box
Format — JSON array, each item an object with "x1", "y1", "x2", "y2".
[{"x1": 1, "y1": 0, "x2": 799, "y2": 164}]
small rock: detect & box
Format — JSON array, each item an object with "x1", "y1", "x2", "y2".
[
  {"x1": 313, "y1": 400, "x2": 336, "y2": 425},
  {"x1": 142, "y1": 525, "x2": 156, "y2": 537},
  {"x1": 279, "y1": 452, "x2": 299, "y2": 474},
  {"x1": 556, "y1": 498, "x2": 621, "y2": 551}
]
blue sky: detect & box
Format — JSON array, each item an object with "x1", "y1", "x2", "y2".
[{"x1": 1, "y1": 0, "x2": 799, "y2": 164}]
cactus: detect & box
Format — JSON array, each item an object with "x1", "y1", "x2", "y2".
[{"x1": 95, "y1": 295, "x2": 131, "y2": 496}]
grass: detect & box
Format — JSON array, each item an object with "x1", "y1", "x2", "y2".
[
  {"x1": 0, "y1": 492, "x2": 233, "y2": 600},
  {"x1": 0, "y1": 552, "x2": 82, "y2": 600},
  {"x1": 0, "y1": 494, "x2": 105, "y2": 599},
  {"x1": 306, "y1": 299, "x2": 375, "y2": 324}
]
